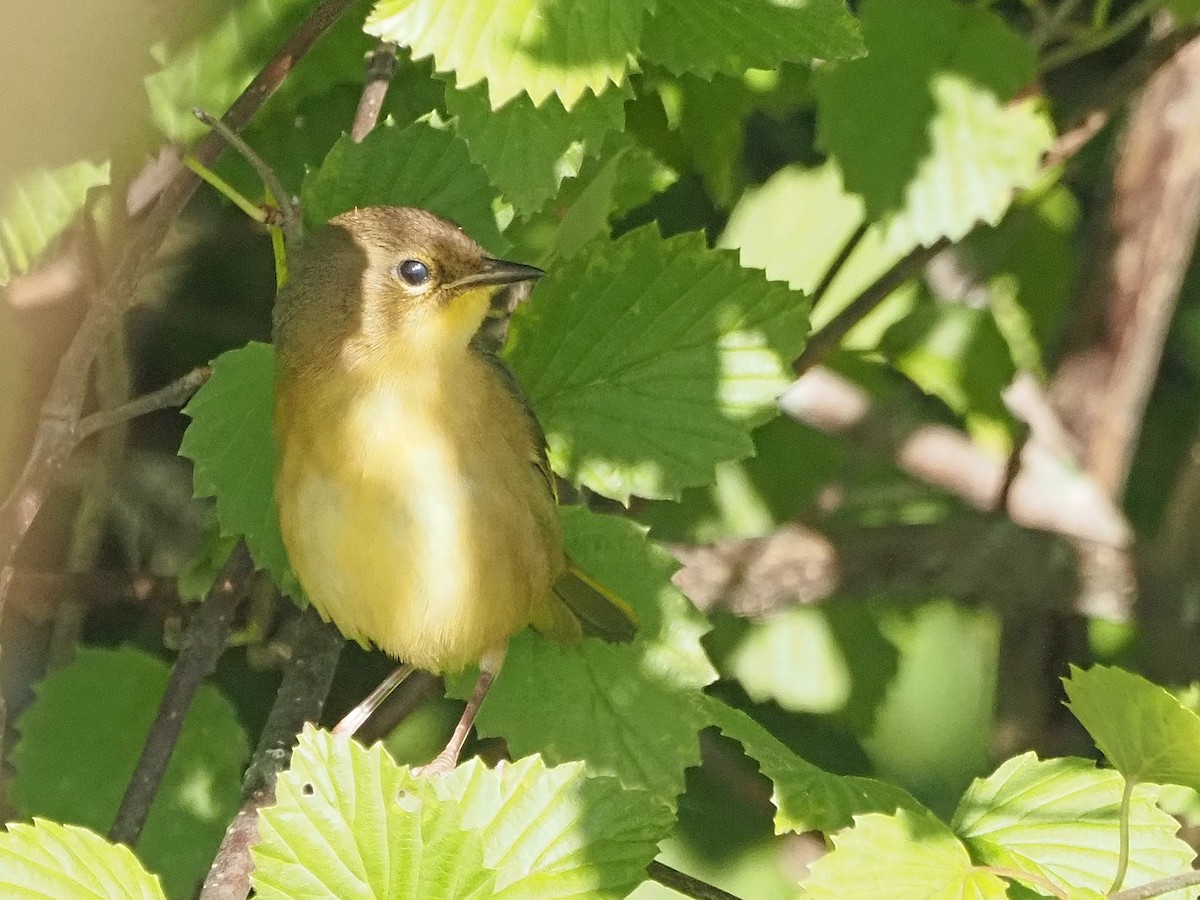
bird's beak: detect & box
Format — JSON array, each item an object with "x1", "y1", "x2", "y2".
[{"x1": 449, "y1": 257, "x2": 546, "y2": 291}]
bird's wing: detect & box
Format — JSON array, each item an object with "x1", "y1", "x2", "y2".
[
  {"x1": 472, "y1": 344, "x2": 638, "y2": 644},
  {"x1": 471, "y1": 345, "x2": 558, "y2": 503}
]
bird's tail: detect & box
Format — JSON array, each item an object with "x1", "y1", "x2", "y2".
[{"x1": 551, "y1": 561, "x2": 639, "y2": 643}]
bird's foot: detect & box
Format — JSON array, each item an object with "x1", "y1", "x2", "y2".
[{"x1": 412, "y1": 749, "x2": 459, "y2": 777}]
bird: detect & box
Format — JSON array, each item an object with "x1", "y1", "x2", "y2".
[{"x1": 272, "y1": 205, "x2": 635, "y2": 773}]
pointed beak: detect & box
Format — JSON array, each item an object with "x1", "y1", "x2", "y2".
[{"x1": 449, "y1": 257, "x2": 545, "y2": 291}]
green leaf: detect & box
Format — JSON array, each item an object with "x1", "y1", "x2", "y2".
[
  {"x1": 508, "y1": 133, "x2": 677, "y2": 264},
  {"x1": 447, "y1": 82, "x2": 625, "y2": 216},
  {"x1": 0, "y1": 819, "x2": 165, "y2": 900},
  {"x1": 1064, "y1": 664, "x2": 1200, "y2": 792},
  {"x1": 254, "y1": 727, "x2": 494, "y2": 899},
  {"x1": 0, "y1": 160, "x2": 109, "y2": 285},
  {"x1": 302, "y1": 121, "x2": 506, "y2": 252},
  {"x1": 366, "y1": 0, "x2": 651, "y2": 109},
  {"x1": 402, "y1": 753, "x2": 673, "y2": 898},
  {"x1": 815, "y1": 0, "x2": 1053, "y2": 246},
  {"x1": 879, "y1": 296, "x2": 1017, "y2": 450},
  {"x1": 641, "y1": 0, "x2": 863, "y2": 78},
  {"x1": 11, "y1": 647, "x2": 249, "y2": 899},
  {"x1": 953, "y1": 752, "x2": 1196, "y2": 898},
  {"x1": 700, "y1": 694, "x2": 921, "y2": 835},
  {"x1": 254, "y1": 727, "x2": 671, "y2": 899},
  {"x1": 465, "y1": 507, "x2": 715, "y2": 805},
  {"x1": 144, "y1": 0, "x2": 315, "y2": 142},
  {"x1": 717, "y1": 161, "x2": 913, "y2": 340},
  {"x1": 725, "y1": 602, "x2": 898, "y2": 733},
  {"x1": 804, "y1": 808, "x2": 1009, "y2": 899},
  {"x1": 505, "y1": 225, "x2": 809, "y2": 503},
  {"x1": 179, "y1": 341, "x2": 299, "y2": 598}
]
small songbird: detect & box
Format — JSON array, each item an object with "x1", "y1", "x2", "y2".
[{"x1": 272, "y1": 206, "x2": 634, "y2": 772}]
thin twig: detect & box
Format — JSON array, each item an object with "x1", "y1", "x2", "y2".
[
  {"x1": 647, "y1": 861, "x2": 745, "y2": 900},
  {"x1": 76, "y1": 366, "x2": 211, "y2": 442},
  {"x1": 200, "y1": 609, "x2": 343, "y2": 900},
  {"x1": 1109, "y1": 868, "x2": 1200, "y2": 900},
  {"x1": 351, "y1": 41, "x2": 400, "y2": 142},
  {"x1": 192, "y1": 108, "x2": 302, "y2": 245},
  {"x1": 809, "y1": 221, "x2": 868, "y2": 313},
  {"x1": 0, "y1": 0, "x2": 356, "y2": 613},
  {"x1": 794, "y1": 239, "x2": 949, "y2": 374},
  {"x1": 109, "y1": 545, "x2": 253, "y2": 846}
]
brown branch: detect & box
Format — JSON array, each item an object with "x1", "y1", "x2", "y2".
[
  {"x1": 647, "y1": 862, "x2": 745, "y2": 900},
  {"x1": 200, "y1": 609, "x2": 343, "y2": 900},
  {"x1": 1052, "y1": 31, "x2": 1200, "y2": 498},
  {"x1": 109, "y1": 545, "x2": 253, "y2": 846},
  {"x1": 76, "y1": 366, "x2": 210, "y2": 442},
  {"x1": 1108, "y1": 868, "x2": 1200, "y2": 900},
  {"x1": 351, "y1": 41, "x2": 399, "y2": 143},
  {"x1": 794, "y1": 239, "x2": 950, "y2": 375},
  {"x1": 809, "y1": 221, "x2": 868, "y2": 313},
  {"x1": 0, "y1": 0, "x2": 357, "y2": 606}
]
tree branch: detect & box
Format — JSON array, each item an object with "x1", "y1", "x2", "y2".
[
  {"x1": 647, "y1": 862, "x2": 745, "y2": 900},
  {"x1": 1108, "y1": 867, "x2": 1200, "y2": 900},
  {"x1": 199, "y1": 609, "x2": 343, "y2": 900},
  {"x1": 75, "y1": 366, "x2": 210, "y2": 443},
  {"x1": 108, "y1": 545, "x2": 253, "y2": 846},
  {"x1": 794, "y1": 239, "x2": 950, "y2": 375},
  {"x1": 351, "y1": 41, "x2": 399, "y2": 143},
  {"x1": 0, "y1": 0, "x2": 357, "y2": 609}
]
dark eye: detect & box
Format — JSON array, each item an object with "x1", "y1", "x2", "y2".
[{"x1": 396, "y1": 258, "x2": 430, "y2": 286}]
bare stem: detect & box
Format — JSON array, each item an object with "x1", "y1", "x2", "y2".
[
  {"x1": 76, "y1": 366, "x2": 211, "y2": 442},
  {"x1": 108, "y1": 545, "x2": 253, "y2": 846},
  {"x1": 192, "y1": 108, "x2": 302, "y2": 245},
  {"x1": 794, "y1": 239, "x2": 949, "y2": 374},
  {"x1": 1109, "y1": 868, "x2": 1200, "y2": 900},
  {"x1": 810, "y1": 221, "x2": 868, "y2": 313},
  {"x1": 200, "y1": 609, "x2": 343, "y2": 900},
  {"x1": 647, "y1": 862, "x2": 745, "y2": 900},
  {"x1": 1109, "y1": 776, "x2": 1136, "y2": 893},
  {"x1": 351, "y1": 41, "x2": 400, "y2": 142}
]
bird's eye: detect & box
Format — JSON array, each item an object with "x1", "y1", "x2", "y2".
[{"x1": 396, "y1": 258, "x2": 430, "y2": 286}]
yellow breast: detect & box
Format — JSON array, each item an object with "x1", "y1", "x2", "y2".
[{"x1": 274, "y1": 348, "x2": 564, "y2": 673}]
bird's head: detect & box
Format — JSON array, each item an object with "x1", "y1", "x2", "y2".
[{"x1": 275, "y1": 206, "x2": 543, "y2": 369}]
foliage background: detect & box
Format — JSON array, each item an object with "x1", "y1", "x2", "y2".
[{"x1": 4, "y1": 0, "x2": 1200, "y2": 897}]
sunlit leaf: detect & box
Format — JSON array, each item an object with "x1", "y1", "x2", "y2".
[
  {"x1": 505, "y1": 225, "x2": 809, "y2": 503},
  {"x1": 366, "y1": 0, "x2": 652, "y2": 109},
  {"x1": 804, "y1": 808, "x2": 1009, "y2": 898},
  {"x1": 0, "y1": 819, "x2": 165, "y2": 900},
  {"x1": 815, "y1": 0, "x2": 1053, "y2": 247},
  {"x1": 254, "y1": 726, "x2": 670, "y2": 899},
  {"x1": 954, "y1": 752, "x2": 1196, "y2": 898},
  {"x1": 1064, "y1": 664, "x2": 1200, "y2": 792}
]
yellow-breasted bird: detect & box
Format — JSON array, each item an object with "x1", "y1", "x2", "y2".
[{"x1": 272, "y1": 206, "x2": 635, "y2": 772}]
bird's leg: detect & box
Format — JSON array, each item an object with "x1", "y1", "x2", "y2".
[
  {"x1": 417, "y1": 646, "x2": 506, "y2": 776},
  {"x1": 332, "y1": 664, "x2": 414, "y2": 737}
]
